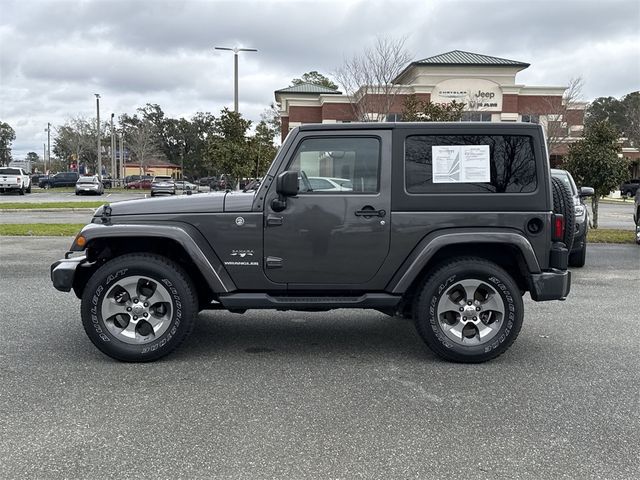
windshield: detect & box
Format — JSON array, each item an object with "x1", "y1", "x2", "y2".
[
  {"x1": 154, "y1": 176, "x2": 172, "y2": 181},
  {"x1": 0, "y1": 168, "x2": 21, "y2": 175},
  {"x1": 78, "y1": 177, "x2": 96, "y2": 183}
]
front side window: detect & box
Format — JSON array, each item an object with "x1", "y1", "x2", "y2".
[
  {"x1": 288, "y1": 137, "x2": 380, "y2": 193},
  {"x1": 405, "y1": 134, "x2": 537, "y2": 194}
]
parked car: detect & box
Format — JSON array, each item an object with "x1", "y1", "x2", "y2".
[
  {"x1": 634, "y1": 191, "x2": 640, "y2": 245},
  {"x1": 174, "y1": 180, "x2": 198, "y2": 191},
  {"x1": 0, "y1": 167, "x2": 31, "y2": 194},
  {"x1": 75, "y1": 175, "x2": 104, "y2": 195},
  {"x1": 39, "y1": 172, "x2": 79, "y2": 189},
  {"x1": 150, "y1": 176, "x2": 175, "y2": 196},
  {"x1": 125, "y1": 177, "x2": 152, "y2": 189},
  {"x1": 620, "y1": 178, "x2": 640, "y2": 198},
  {"x1": 305, "y1": 177, "x2": 353, "y2": 192},
  {"x1": 551, "y1": 169, "x2": 594, "y2": 267},
  {"x1": 52, "y1": 122, "x2": 572, "y2": 363}
]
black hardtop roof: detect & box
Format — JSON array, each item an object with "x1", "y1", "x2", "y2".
[{"x1": 298, "y1": 122, "x2": 542, "y2": 132}]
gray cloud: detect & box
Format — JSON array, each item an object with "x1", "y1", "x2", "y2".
[{"x1": 1, "y1": 0, "x2": 638, "y2": 160}]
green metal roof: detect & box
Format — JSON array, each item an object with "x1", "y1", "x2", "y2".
[
  {"x1": 415, "y1": 50, "x2": 529, "y2": 67},
  {"x1": 275, "y1": 82, "x2": 341, "y2": 94}
]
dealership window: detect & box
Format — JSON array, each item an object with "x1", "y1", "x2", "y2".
[
  {"x1": 522, "y1": 114, "x2": 540, "y2": 124},
  {"x1": 288, "y1": 137, "x2": 380, "y2": 193},
  {"x1": 405, "y1": 134, "x2": 537, "y2": 193},
  {"x1": 460, "y1": 112, "x2": 492, "y2": 122}
]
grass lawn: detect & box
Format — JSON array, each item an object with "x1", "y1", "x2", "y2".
[
  {"x1": 587, "y1": 228, "x2": 636, "y2": 244},
  {"x1": 0, "y1": 223, "x2": 86, "y2": 236},
  {"x1": 0, "y1": 202, "x2": 105, "y2": 210}
]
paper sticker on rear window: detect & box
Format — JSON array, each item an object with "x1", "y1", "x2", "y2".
[{"x1": 432, "y1": 145, "x2": 490, "y2": 183}]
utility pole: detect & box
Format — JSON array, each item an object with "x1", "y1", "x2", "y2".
[
  {"x1": 95, "y1": 93, "x2": 101, "y2": 179},
  {"x1": 44, "y1": 123, "x2": 51, "y2": 172},
  {"x1": 43, "y1": 143, "x2": 46, "y2": 173},
  {"x1": 214, "y1": 46, "x2": 257, "y2": 113},
  {"x1": 119, "y1": 131, "x2": 125, "y2": 180},
  {"x1": 110, "y1": 113, "x2": 115, "y2": 179}
]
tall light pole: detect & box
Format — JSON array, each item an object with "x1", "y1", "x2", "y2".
[
  {"x1": 214, "y1": 46, "x2": 257, "y2": 113},
  {"x1": 44, "y1": 123, "x2": 51, "y2": 172},
  {"x1": 119, "y1": 130, "x2": 125, "y2": 180},
  {"x1": 110, "y1": 113, "x2": 115, "y2": 179},
  {"x1": 95, "y1": 93, "x2": 101, "y2": 179}
]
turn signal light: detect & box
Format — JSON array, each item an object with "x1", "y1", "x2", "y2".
[
  {"x1": 75, "y1": 235, "x2": 87, "y2": 248},
  {"x1": 552, "y1": 214, "x2": 564, "y2": 242}
]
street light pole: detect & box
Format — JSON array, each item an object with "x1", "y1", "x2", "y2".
[
  {"x1": 214, "y1": 46, "x2": 258, "y2": 113},
  {"x1": 44, "y1": 123, "x2": 51, "y2": 172},
  {"x1": 95, "y1": 93, "x2": 101, "y2": 179},
  {"x1": 110, "y1": 113, "x2": 115, "y2": 179},
  {"x1": 119, "y1": 131, "x2": 125, "y2": 180}
]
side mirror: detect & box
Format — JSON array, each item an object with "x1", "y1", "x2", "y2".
[
  {"x1": 579, "y1": 186, "x2": 594, "y2": 197},
  {"x1": 272, "y1": 171, "x2": 299, "y2": 212},
  {"x1": 276, "y1": 171, "x2": 299, "y2": 197}
]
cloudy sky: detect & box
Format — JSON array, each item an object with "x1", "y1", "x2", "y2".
[{"x1": 1, "y1": 0, "x2": 639, "y2": 160}]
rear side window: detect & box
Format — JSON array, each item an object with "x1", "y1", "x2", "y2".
[{"x1": 405, "y1": 135, "x2": 537, "y2": 194}]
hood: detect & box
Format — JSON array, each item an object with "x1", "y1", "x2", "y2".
[{"x1": 94, "y1": 191, "x2": 255, "y2": 217}]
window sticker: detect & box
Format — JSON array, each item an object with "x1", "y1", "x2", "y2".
[{"x1": 432, "y1": 145, "x2": 490, "y2": 183}]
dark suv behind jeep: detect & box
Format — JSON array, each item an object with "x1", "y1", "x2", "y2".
[{"x1": 51, "y1": 123, "x2": 572, "y2": 364}]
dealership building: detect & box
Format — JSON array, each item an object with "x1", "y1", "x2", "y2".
[{"x1": 275, "y1": 50, "x2": 587, "y2": 162}]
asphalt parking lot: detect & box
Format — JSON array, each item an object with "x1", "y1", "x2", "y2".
[{"x1": 0, "y1": 237, "x2": 638, "y2": 479}]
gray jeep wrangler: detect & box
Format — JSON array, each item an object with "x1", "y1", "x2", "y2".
[{"x1": 51, "y1": 123, "x2": 573, "y2": 363}]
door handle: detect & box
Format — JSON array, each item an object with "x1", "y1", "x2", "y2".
[
  {"x1": 266, "y1": 214, "x2": 283, "y2": 226},
  {"x1": 354, "y1": 207, "x2": 386, "y2": 218}
]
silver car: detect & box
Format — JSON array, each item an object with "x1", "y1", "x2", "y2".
[
  {"x1": 75, "y1": 175, "x2": 104, "y2": 195},
  {"x1": 150, "y1": 176, "x2": 176, "y2": 196}
]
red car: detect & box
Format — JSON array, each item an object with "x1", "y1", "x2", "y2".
[{"x1": 125, "y1": 178, "x2": 152, "y2": 189}]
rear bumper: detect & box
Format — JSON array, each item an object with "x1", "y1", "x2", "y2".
[
  {"x1": 50, "y1": 255, "x2": 87, "y2": 292},
  {"x1": 529, "y1": 269, "x2": 571, "y2": 301}
]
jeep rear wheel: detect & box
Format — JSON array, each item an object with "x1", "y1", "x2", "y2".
[
  {"x1": 414, "y1": 258, "x2": 524, "y2": 363},
  {"x1": 81, "y1": 253, "x2": 197, "y2": 362}
]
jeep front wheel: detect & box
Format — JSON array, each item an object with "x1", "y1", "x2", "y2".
[
  {"x1": 81, "y1": 253, "x2": 197, "y2": 362},
  {"x1": 414, "y1": 258, "x2": 524, "y2": 363}
]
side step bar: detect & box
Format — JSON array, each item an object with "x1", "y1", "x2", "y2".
[{"x1": 218, "y1": 293, "x2": 401, "y2": 310}]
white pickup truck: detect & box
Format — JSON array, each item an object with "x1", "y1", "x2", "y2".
[{"x1": 0, "y1": 167, "x2": 32, "y2": 195}]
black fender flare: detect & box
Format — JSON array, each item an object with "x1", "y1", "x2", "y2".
[
  {"x1": 387, "y1": 229, "x2": 541, "y2": 294},
  {"x1": 72, "y1": 222, "x2": 236, "y2": 293}
]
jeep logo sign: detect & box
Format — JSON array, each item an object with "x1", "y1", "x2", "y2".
[{"x1": 432, "y1": 79, "x2": 503, "y2": 112}]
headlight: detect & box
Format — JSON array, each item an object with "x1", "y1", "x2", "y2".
[{"x1": 574, "y1": 205, "x2": 585, "y2": 216}]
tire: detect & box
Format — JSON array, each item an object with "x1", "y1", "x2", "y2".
[
  {"x1": 18, "y1": 186, "x2": 24, "y2": 195},
  {"x1": 414, "y1": 257, "x2": 524, "y2": 363},
  {"x1": 80, "y1": 253, "x2": 198, "y2": 362},
  {"x1": 569, "y1": 243, "x2": 587, "y2": 267},
  {"x1": 75, "y1": 192, "x2": 80, "y2": 196},
  {"x1": 551, "y1": 177, "x2": 575, "y2": 251},
  {"x1": 26, "y1": 184, "x2": 31, "y2": 193}
]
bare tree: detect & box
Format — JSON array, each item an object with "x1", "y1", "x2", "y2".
[
  {"x1": 334, "y1": 36, "x2": 412, "y2": 122},
  {"x1": 545, "y1": 77, "x2": 585, "y2": 156},
  {"x1": 126, "y1": 119, "x2": 159, "y2": 175}
]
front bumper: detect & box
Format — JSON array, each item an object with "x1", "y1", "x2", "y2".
[
  {"x1": 529, "y1": 269, "x2": 571, "y2": 301},
  {"x1": 50, "y1": 254, "x2": 87, "y2": 292}
]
